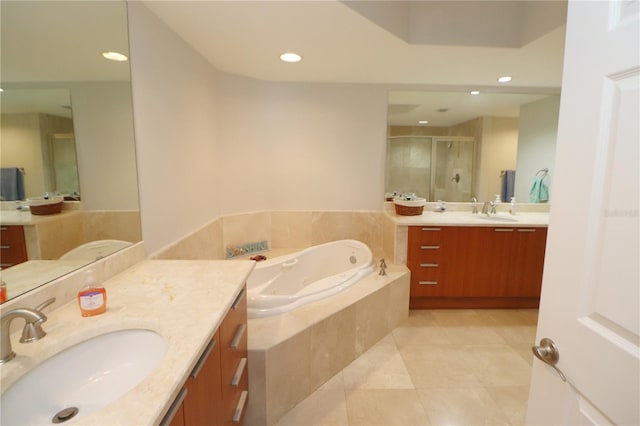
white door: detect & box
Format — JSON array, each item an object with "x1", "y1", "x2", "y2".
[{"x1": 526, "y1": 1, "x2": 639, "y2": 425}]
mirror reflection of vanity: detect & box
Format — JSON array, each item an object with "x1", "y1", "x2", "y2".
[
  {"x1": 0, "y1": 1, "x2": 142, "y2": 302},
  {"x1": 387, "y1": 90, "x2": 560, "y2": 203}
]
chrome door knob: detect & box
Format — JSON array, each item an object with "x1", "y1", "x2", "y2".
[{"x1": 532, "y1": 338, "x2": 566, "y2": 382}]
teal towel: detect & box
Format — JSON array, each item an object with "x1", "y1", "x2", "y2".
[{"x1": 529, "y1": 175, "x2": 549, "y2": 203}]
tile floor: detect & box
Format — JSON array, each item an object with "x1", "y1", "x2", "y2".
[{"x1": 275, "y1": 309, "x2": 538, "y2": 426}]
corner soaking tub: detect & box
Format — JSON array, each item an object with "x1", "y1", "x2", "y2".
[{"x1": 247, "y1": 239, "x2": 375, "y2": 318}]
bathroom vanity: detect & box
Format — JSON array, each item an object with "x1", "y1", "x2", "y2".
[
  {"x1": 0, "y1": 260, "x2": 253, "y2": 425},
  {"x1": 388, "y1": 206, "x2": 549, "y2": 309}
]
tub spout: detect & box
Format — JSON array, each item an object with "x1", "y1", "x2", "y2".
[{"x1": 379, "y1": 259, "x2": 387, "y2": 276}]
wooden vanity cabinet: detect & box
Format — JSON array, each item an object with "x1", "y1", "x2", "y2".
[
  {"x1": 0, "y1": 225, "x2": 28, "y2": 268},
  {"x1": 162, "y1": 285, "x2": 248, "y2": 426},
  {"x1": 408, "y1": 226, "x2": 547, "y2": 309}
]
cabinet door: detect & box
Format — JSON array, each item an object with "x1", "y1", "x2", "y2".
[
  {"x1": 183, "y1": 331, "x2": 223, "y2": 426},
  {"x1": 506, "y1": 228, "x2": 547, "y2": 297},
  {"x1": 0, "y1": 225, "x2": 28, "y2": 268}
]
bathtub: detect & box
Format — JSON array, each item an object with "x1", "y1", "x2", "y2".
[{"x1": 246, "y1": 239, "x2": 375, "y2": 318}]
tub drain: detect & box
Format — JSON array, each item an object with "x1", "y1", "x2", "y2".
[{"x1": 52, "y1": 407, "x2": 79, "y2": 424}]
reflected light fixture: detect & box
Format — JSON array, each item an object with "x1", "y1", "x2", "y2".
[
  {"x1": 497, "y1": 76, "x2": 512, "y2": 83},
  {"x1": 418, "y1": 120, "x2": 429, "y2": 125},
  {"x1": 102, "y1": 51, "x2": 128, "y2": 62},
  {"x1": 280, "y1": 52, "x2": 302, "y2": 63},
  {"x1": 470, "y1": 90, "x2": 480, "y2": 95}
]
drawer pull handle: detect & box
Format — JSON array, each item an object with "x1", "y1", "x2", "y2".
[
  {"x1": 233, "y1": 390, "x2": 249, "y2": 423},
  {"x1": 190, "y1": 338, "x2": 216, "y2": 379},
  {"x1": 494, "y1": 228, "x2": 515, "y2": 232},
  {"x1": 421, "y1": 227, "x2": 441, "y2": 231},
  {"x1": 420, "y1": 245, "x2": 440, "y2": 250},
  {"x1": 419, "y1": 281, "x2": 438, "y2": 285},
  {"x1": 232, "y1": 357, "x2": 247, "y2": 387},
  {"x1": 419, "y1": 263, "x2": 439, "y2": 268},
  {"x1": 232, "y1": 287, "x2": 246, "y2": 310},
  {"x1": 517, "y1": 228, "x2": 537, "y2": 232},
  {"x1": 230, "y1": 323, "x2": 247, "y2": 350},
  {"x1": 159, "y1": 388, "x2": 188, "y2": 426},
  {"x1": 0, "y1": 227, "x2": 7, "y2": 231},
  {"x1": 0, "y1": 245, "x2": 10, "y2": 249}
]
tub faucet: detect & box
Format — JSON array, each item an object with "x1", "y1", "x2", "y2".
[
  {"x1": 379, "y1": 259, "x2": 387, "y2": 276},
  {"x1": 0, "y1": 297, "x2": 55, "y2": 364}
]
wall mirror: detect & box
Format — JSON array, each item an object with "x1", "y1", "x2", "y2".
[
  {"x1": 387, "y1": 90, "x2": 560, "y2": 203},
  {"x1": 0, "y1": 1, "x2": 141, "y2": 302}
]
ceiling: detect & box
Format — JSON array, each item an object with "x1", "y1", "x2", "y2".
[
  {"x1": 143, "y1": 0, "x2": 567, "y2": 87},
  {"x1": 1, "y1": 1, "x2": 567, "y2": 126}
]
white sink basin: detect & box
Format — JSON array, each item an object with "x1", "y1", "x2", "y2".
[
  {"x1": 1, "y1": 329, "x2": 166, "y2": 425},
  {"x1": 473, "y1": 214, "x2": 520, "y2": 223}
]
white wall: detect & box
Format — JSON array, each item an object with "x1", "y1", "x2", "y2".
[
  {"x1": 477, "y1": 117, "x2": 519, "y2": 201},
  {"x1": 215, "y1": 73, "x2": 388, "y2": 214},
  {"x1": 128, "y1": 3, "x2": 389, "y2": 254},
  {"x1": 515, "y1": 95, "x2": 560, "y2": 201},
  {"x1": 70, "y1": 82, "x2": 139, "y2": 211},
  {"x1": 128, "y1": 2, "x2": 221, "y2": 255}
]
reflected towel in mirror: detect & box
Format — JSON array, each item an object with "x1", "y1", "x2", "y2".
[
  {"x1": 529, "y1": 172, "x2": 549, "y2": 203},
  {"x1": 0, "y1": 167, "x2": 25, "y2": 201}
]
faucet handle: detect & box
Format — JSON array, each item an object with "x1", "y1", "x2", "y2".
[
  {"x1": 19, "y1": 297, "x2": 56, "y2": 343},
  {"x1": 34, "y1": 297, "x2": 56, "y2": 312}
]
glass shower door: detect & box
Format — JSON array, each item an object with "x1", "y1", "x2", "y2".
[{"x1": 431, "y1": 137, "x2": 475, "y2": 202}]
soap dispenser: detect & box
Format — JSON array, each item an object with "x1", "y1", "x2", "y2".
[
  {"x1": 77, "y1": 269, "x2": 107, "y2": 317},
  {"x1": 509, "y1": 197, "x2": 517, "y2": 215}
]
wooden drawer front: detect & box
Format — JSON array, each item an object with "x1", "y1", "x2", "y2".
[
  {"x1": 409, "y1": 226, "x2": 443, "y2": 245},
  {"x1": 0, "y1": 225, "x2": 28, "y2": 268},
  {"x1": 183, "y1": 331, "x2": 222, "y2": 426},
  {"x1": 220, "y1": 285, "x2": 248, "y2": 425}
]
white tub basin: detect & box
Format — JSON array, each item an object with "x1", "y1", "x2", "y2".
[{"x1": 1, "y1": 329, "x2": 166, "y2": 425}]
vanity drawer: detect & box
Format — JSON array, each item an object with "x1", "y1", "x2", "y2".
[
  {"x1": 0, "y1": 225, "x2": 28, "y2": 268},
  {"x1": 409, "y1": 226, "x2": 443, "y2": 245}
]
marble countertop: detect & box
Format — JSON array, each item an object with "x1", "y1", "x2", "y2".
[
  {"x1": 388, "y1": 210, "x2": 549, "y2": 227},
  {"x1": 0, "y1": 209, "x2": 82, "y2": 225},
  {"x1": 0, "y1": 259, "x2": 255, "y2": 425}
]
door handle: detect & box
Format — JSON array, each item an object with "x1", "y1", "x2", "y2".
[{"x1": 532, "y1": 338, "x2": 566, "y2": 382}]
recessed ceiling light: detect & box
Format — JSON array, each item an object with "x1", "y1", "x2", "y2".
[
  {"x1": 0, "y1": 88, "x2": 3, "y2": 93},
  {"x1": 418, "y1": 120, "x2": 429, "y2": 125},
  {"x1": 497, "y1": 76, "x2": 512, "y2": 83},
  {"x1": 102, "y1": 51, "x2": 128, "y2": 62},
  {"x1": 280, "y1": 52, "x2": 302, "y2": 63},
  {"x1": 470, "y1": 90, "x2": 480, "y2": 95}
]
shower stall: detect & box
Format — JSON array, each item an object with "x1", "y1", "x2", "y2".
[{"x1": 385, "y1": 136, "x2": 475, "y2": 202}]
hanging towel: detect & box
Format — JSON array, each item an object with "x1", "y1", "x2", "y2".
[
  {"x1": 0, "y1": 167, "x2": 25, "y2": 201},
  {"x1": 529, "y1": 174, "x2": 549, "y2": 203},
  {"x1": 501, "y1": 170, "x2": 516, "y2": 203}
]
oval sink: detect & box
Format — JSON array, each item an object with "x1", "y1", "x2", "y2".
[
  {"x1": 1, "y1": 329, "x2": 166, "y2": 425},
  {"x1": 473, "y1": 214, "x2": 519, "y2": 223}
]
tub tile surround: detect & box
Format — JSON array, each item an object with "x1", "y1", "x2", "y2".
[
  {"x1": 246, "y1": 265, "x2": 410, "y2": 426},
  {"x1": 0, "y1": 259, "x2": 253, "y2": 426},
  {"x1": 275, "y1": 309, "x2": 538, "y2": 426},
  {"x1": 152, "y1": 210, "x2": 392, "y2": 262}
]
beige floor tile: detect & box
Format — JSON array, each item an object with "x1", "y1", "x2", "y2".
[
  {"x1": 511, "y1": 342, "x2": 535, "y2": 366},
  {"x1": 430, "y1": 310, "x2": 497, "y2": 327},
  {"x1": 400, "y1": 344, "x2": 483, "y2": 388},
  {"x1": 485, "y1": 386, "x2": 531, "y2": 426},
  {"x1": 464, "y1": 345, "x2": 533, "y2": 387},
  {"x1": 492, "y1": 325, "x2": 537, "y2": 347},
  {"x1": 392, "y1": 326, "x2": 452, "y2": 348},
  {"x1": 442, "y1": 326, "x2": 508, "y2": 345},
  {"x1": 342, "y1": 334, "x2": 414, "y2": 389},
  {"x1": 275, "y1": 389, "x2": 349, "y2": 426},
  {"x1": 401, "y1": 310, "x2": 439, "y2": 327},
  {"x1": 319, "y1": 371, "x2": 345, "y2": 390},
  {"x1": 416, "y1": 387, "x2": 510, "y2": 426},
  {"x1": 345, "y1": 389, "x2": 430, "y2": 425},
  {"x1": 483, "y1": 309, "x2": 539, "y2": 326}
]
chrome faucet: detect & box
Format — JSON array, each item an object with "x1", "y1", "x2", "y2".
[
  {"x1": 482, "y1": 201, "x2": 497, "y2": 216},
  {"x1": 0, "y1": 297, "x2": 55, "y2": 363},
  {"x1": 379, "y1": 258, "x2": 387, "y2": 276},
  {"x1": 471, "y1": 197, "x2": 479, "y2": 214}
]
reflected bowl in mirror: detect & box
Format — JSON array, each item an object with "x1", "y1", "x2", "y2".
[{"x1": 26, "y1": 196, "x2": 64, "y2": 215}]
